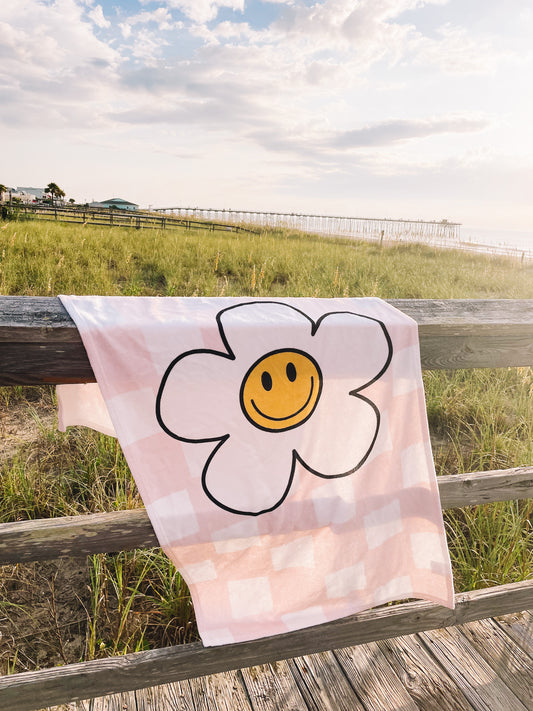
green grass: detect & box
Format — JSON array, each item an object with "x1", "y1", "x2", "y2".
[
  {"x1": 0, "y1": 217, "x2": 532, "y2": 672},
  {"x1": 1, "y1": 219, "x2": 532, "y2": 299}
]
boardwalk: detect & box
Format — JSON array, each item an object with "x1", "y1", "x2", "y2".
[
  {"x1": 156, "y1": 206, "x2": 461, "y2": 243},
  {"x1": 50, "y1": 611, "x2": 533, "y2": 711}
]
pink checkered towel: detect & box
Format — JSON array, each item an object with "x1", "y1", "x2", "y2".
[{"x1": 57, "y1": 296, "x2": 454, "y2": 646}]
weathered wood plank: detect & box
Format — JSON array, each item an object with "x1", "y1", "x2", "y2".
[
  {"x1": 419, "y1": 625, "x2": 529, "y2": 711},
  {"x1": 0, "y1": 342, "x2": 96, "y2": 384},
  {"x1": 2, "y1": 298, "x2": 533, "y2": 384},
  {"x1": 493, "y1": 611, "x2": 533, "y2": 657},
  {"x1": 88, "y1": 689, "x2": 138, "y2": 710},
  {"x1": 457, "y1": 618, "x2": 533, "y2": 708},
  {"x1": 130, "y1": 680, "x2": 196, "y2": 710},
  {"x1": 1, "y1": 466, "x2": 530, "y2": 565},
  {"x1": 240, "y1": 661, "x2": 309, "y2": 711},
  {"x1": 0, "y1": 509, "x2": 158, "y2": 565},
  {"x1": 140, "y1": 681, "x2": 196, "y2": 710},
  {"x1": 332, "y1": 642, "x2": 419, "y2": 711},
  {"x1": 1, "y1": 582, "x2": 531, "y2": 711},
  {"x1": 436, "y1": 466, "x2": 533, "y2": 509},
  {"x1": 376, "y1": 633, "x2": 477, "y2": 711},
  {"x1": 187, "y1": 670, "x2": 252, "y2": 711},
  {"x1": 287, "y1": 651, "x2": 366, "y2": 710}
]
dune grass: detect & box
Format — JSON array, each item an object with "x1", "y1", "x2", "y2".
[
  {"x1": 0, "y1": 218, "x2": 532, "y2": 672},
  {"x1": 1, "y1": 219, "x2": 532, "y2": 299}
]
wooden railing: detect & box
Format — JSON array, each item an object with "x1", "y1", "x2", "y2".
[
  {"x1": 10, "y1": 204, "x2": 259, "y2": 235},
  {"x1": 0, "y1": 297, "x2": 532, "y2": 710}
]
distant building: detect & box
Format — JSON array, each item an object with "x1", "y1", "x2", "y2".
[
  {"x1": 90, "y1": 198, "x2": 139, "y2": 211},
  {"x1": 17, "y1": 187, "x2": 45, "y2": 200},
  {"x1": 10, "y1": 189, "x2": 36, "y2": 204}
]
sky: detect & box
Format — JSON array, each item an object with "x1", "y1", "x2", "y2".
[{"x1": 1, "y1": 0, "x2": 533, "y2": 233}]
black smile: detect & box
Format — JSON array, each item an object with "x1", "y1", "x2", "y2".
[{"x1": 251, "y1": 377, "x2": 316, "y2": 422}]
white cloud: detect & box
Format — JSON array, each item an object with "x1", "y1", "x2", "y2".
[
  {"x1": 0, "y1": 1, "x2": 118, "y2": 73},
  {"x1": 411, "y1": 22, "x2": 516, "y2": 74},
  {"x1": 129, "y1": 30, "x2": 170, "y2": 64},
  {"x1": 331, "y1": 116, "x2": 489, "y2": 149},
  {"x1": 119, "y1": 7, "x2": 179, "y2": 39},
  {"x1": 142, "y1": 0, "x2": 245, "y2": 23},
  {"x1": 88, "y1": 4, "x2": 110, "y2": 29},
  {"x1": 0, "y1": 0, "x2": 120, "y2": 128}
]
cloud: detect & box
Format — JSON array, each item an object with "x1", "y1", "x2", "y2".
[
  {"x1": 411, "y1": 22, "x2": 516, "y2": 74},
  {"x1": 142, "y1": 0, "x2": 245, "y2": 23},
  {"x1": 0, "y1": 1, "x2": 118, "y2": 77},
  {"x1": 119, "y1": 7, "x2": 179, "y2": 39},
  {"x1": 332, "y1": 117, "x2": 489, "y2": 149},
  {"x1": 0, "y1": 0, "x2": 120, "y2": 128},
  {"x1": 88, "y1": 4, "x2": 110, "y2": 29}
]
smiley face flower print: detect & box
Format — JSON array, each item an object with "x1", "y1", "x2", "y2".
[{"x1": 156, "y1": 301, "x2": 392, "y2": 516}]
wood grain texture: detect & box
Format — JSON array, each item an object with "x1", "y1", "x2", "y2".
[
  {"x1": 457, "y1": 618, "x2": 533, "y2": 708},
  {"x1": 141, "y1": 681, "x2": 196, "y2": 711},
  {"x1": 240, "y1": 661, "x2": 308, "y2": 711},
  {"x1": 2, "y1": 581, "x2": 532, "y2": 711},
  {"x1": 287, "y1": 651, "x2": 366, "y2": 711},
  {"x1": 332, "y1": 642, "x2": 419, "y2": 711},
  {"x1": 420, "y1": 625, "x2": 529, "y2": 711},
  {"x1": 89, "y1": 690, "x2": 138, "y2": 710},
  {"x1": 187, "y1": 670, "x2": 252, "y2": 711},
  {"x1": 376, "y1": 633, "x2": 477, "y2": 711},
  {"x1": 0, "y1": 509, "x2": 158, "y2": 565},
  {"x1": 1, "y1": 466, "x2": 530, "y2": 565},
  {"x1": 3, "y1": 297, "x2": 533, "y2": 384},
  {"x1": 436, "y1": 466, "x2": 533, "y2": 509},
  {"x1": 493, "y1": 611, "x2": 533, "y2": 658}
]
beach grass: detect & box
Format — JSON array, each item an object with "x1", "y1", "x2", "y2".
[{"x1": 0, "y1": 217, "x2": 532, "y2": 672}]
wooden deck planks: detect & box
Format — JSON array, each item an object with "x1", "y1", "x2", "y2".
[
  {"x1": 493, "y1": 610, "x2": 533, "y2": 657},
  {"x1": 44, "y1": 612, "x2": 533, "y2": 711},
  {"x1": 239, "y1": 660, "x2": 308, "y2": 710},
  {"x1": 376, "y1": 633, "x2": 477, "y2": 711},
  {"x1": 287, "y1": 651, "x2": 366, "y2": 711},
  {"x1": 457, "y1": 617, "x2": 533, "y2": 709},
  {"x1": 419, "y1": 625, "x2": 530, "y2": 711},
  {"x1": 187, "y1": 670, "x2": 252, "y2": 711},
  {"x1": 332, "y1": 642, "x2": 419, "y2": 711}
]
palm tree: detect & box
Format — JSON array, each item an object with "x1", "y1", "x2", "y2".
[{"x1": 44, "y1": 182, "x2": 66, "y2": 206}]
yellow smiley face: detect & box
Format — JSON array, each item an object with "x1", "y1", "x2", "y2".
[{"x1": 240, "y1": 349, "x2": 322, "y2": 432}]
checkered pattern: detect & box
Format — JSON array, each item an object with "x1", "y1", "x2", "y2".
[{"x1": 57, "y1": 296, "x2": 454, "y2": 646}]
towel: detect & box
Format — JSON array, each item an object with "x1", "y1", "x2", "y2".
[{"x1": 57, "y1": 296, "x2": 454, "y2": 646}]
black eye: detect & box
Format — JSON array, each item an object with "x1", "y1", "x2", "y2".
[
  {"x1": 261, "y1": 371, "x2": 273, "y2": 391},
  {"x1": 286, "y1": 362, "x2": 296, "y2": 382}
]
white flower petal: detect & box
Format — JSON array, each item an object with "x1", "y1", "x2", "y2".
[
  {"x1": 217, "y1": 301, "x2": 316, "y2": 364},
  {"x1": 156, "y1": 350, "x2": 240, "y2": 441},
  {"x1": 295, "y1": 389, "x2": 380, "y2": 477},
  {"x1": 312, "y1": 311, "x2": 392, "y2": 389},
  {"x1": 202, "y1": 433, "x2": 295, "y2": 515}
]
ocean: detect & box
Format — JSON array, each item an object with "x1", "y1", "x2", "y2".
[{"x1": 459, "y1": 227, "x2": 533, "y2": 259}]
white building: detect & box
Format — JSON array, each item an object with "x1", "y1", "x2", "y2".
[{"x1": 17, "y1": 187, "x2": 45, "y2": 200}]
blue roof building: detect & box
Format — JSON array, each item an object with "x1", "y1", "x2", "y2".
[{"x1": 90, "y1": 198, "x2": 139, "y2": 211}]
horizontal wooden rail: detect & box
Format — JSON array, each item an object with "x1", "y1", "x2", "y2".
[
  {"x1": 14, "y1": 204, "x2": 259, "y2": 236},
  {"x1": 1, "y1": 296, "x2": 532, "y2": 710},
  {"x1": 1, "y1": 579, "x2": 531, "y2": 711},
  {"x1": 1, "y1": 298, "x2": 533, "y2": 384},
  {"x1": 0, "y1": 466, "x2": 531, "y2": 565}
]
